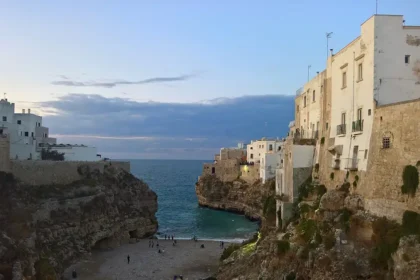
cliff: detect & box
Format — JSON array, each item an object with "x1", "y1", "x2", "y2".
[
  {"x1": 215, "y1": 181, "x2": 420, "y2": 280},
  {"x1": 195, "y1": 175, "x2": 275, "y2": 221},
  {"x1": 0, "y1": 164, "x2": 158, "y2": 279}
]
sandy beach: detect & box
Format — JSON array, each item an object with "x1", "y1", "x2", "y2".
[{"x1": 63, "y1": 239, "x2": 232, "y2": 280}]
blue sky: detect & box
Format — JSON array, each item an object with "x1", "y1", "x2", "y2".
[{"x1": 0, "y1": 1, "x2": 418, "y2": 159}]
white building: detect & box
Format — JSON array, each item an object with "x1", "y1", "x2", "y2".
[
  {"x1": 260, "y1": 150, "x2": 282, "y2": 183},
  {"x1": 0, "y1": 99, "x2": 100, "y2": 161},
  {"x1": 329, "y1": 15, "x2": 420, "y2": 172},
  {"x1": 246, "y1": 138, "x2": 284, "y2": 163}
]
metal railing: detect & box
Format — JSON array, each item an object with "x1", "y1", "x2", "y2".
[
  {"x1": 337, "y1": 124, "x2": 346, "y2": 135},
  {"x1": 352, "y1": 120, "x2": 363, "y2": 132}
]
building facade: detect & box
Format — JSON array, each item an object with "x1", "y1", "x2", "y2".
[{"x1": 246, "y1": 138, "x2": 284, "y2": 163}]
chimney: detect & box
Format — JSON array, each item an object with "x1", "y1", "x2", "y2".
[
  {"x1": 22, "y1": 109, "x2": 25, "y2": 114},
  {"x1": 28, "y1": 109, "x2": 31, "y2": 114}
]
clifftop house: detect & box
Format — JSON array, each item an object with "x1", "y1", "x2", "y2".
[{"x1": 0, "y1": 99, "x2": 101, "y2": 161}]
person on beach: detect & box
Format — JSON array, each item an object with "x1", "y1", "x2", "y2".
[
  {"x1": 72, "y1": 269, "x2": 77, "y2": 278},
  {"x1": 127, "y1": 255, "x2": 130, "y2": 264},
  {"x1": 221, "y1": 241, "x2": 225, "y2": 248},
  {"x1": 156, "y1": 241, "x2": 159, "y2": 248}
]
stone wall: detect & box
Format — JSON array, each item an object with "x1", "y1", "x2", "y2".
[
  {"x1": 0, "y1": 136, "x2": 10, "y2": 172},
  {"x1": 202, "y1": 159, "x2": 240, "y2": 182},
  {"x1": 357, "y1": 99, "x2": 420, "y2": 221},
  {"x1": 220, "y1": 148, "x2": 246, "y2": 160},
  {"x1": 240, "y1": 163, "x2": 260, "y2": 183},
  {"x1": 10, "y1": 160, "x2": 130, "y2": 186}
]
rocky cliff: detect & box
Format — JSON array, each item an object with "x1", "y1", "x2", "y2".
[
  {"x1": 214, "y1": 181, "x2": 420, "y2": 280},
  {"x1": 195, "y1": 175, "x2": 275, "y2": 221},
  {"x1": 0, "y1": 164, "x2": 158, "y2": 279}
]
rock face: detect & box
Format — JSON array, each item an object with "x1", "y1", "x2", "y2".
[
  {"x1": 0, "y1": 165, "x2": 158, "y2": 279},
  {"x1": 319, "y1": 190, "x2": 347, "y2": 211},
  {"x1": 195, "y1": 175, "x2": 274, "y2": 220},
  {"x1": 393, "y1": 235, "x2": 420, "y2": 280}
]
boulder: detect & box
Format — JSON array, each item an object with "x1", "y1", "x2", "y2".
[
  {"x1": 344, "y1": 194, "x2": 364, "y2": 213},
  {"x1": 393, "y1": 235, "x2": 420, "y2": 280},
  {"x1": 319, "y1": 190, "x2": 346, "y2": 211}
]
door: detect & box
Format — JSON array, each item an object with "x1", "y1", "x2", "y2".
[{"x1": 352, "y1": 146, "x2": 358, "y2": 169}]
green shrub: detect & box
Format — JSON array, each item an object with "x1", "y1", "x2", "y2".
[
  {"x1": 402, "y1": 253, "x2": 410, "y2": 262},
  {"x1": 314, "y1": 163, "x2": 320, "y2": 172},
  {"x1": 346, "y1": 171, "x2": 349, "y2": 180},
  {"x1": 297, "y1": 176, "x2": 313, "y2": 201},
  {"x1": 0, "y1": 171, "x2": 15, "y2": 184},
  {"x1": 277, "y1": 240, "x2": 290, "y2": 255},
  {"x1": 297, "y1": 219, "x2": 317, "y2": 243},
  {"x1": 353, "y1": 181, "x2": 357, "y2": 188},
  {"x1": 330, "y1": 172, "x2": 334, "y2": 180},
  {"x1": 401, "y1": 165, "x2": 419, "y2": 197},
  {"x1": 323, "y1": 233, "x2": 336, "y2": 250},
  {"x1": 339, "y1": 182, "x2": 351, "y2": 192},
  {"x1": 34, "y1": 258, "x2": 57, "y2": 280},
  {"x1": 416, "y1": 161, "x2": 420, "y2": 167},
  {"x1": 300, "y1": 203, "x2": 311, "y2": 215},
  {"x1": 370, "y1": 217, "x2": 402, "y2": 269},
  {"x1": 220, "y1": 244, "x2": 241, "y2": 261},
  {"x1": 355, "y1": 175, "x2": 359, "y2": 182},
  {"x1": 402, "y1": 210, "x2": 420, "y2": 236},
  {"x1": 320, "y1": 137, "x2": 325, "y2": 145},
  {"x1": 315, "y1": 185, "x2": 327, "y2": 196}
]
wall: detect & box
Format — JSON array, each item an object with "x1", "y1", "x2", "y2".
[
  {"x1": 0, "y1": 136, "x2": 10, "y2": 172},
  {"x1": 240, "y1": 163, "x2": 260, "y2": 183},
  {"x1": 49, "y1": 146, "x2": 100, "y2": 161},
  {"x1": 374, "y1": 16, "x2": 420, "y2": 105},
  {"x1": 358, "y1": 99, "x2": 420, "y2": 221},
  {"x1": 10, "y1": 142, "x2": 37, "y2": 160},
  {"x1": 10, "y1": 160, "x2": 130, "y2": 186},
  {"x1": 220, "y1": 148, "x2": 246, "y2": 160},
  {"x1": 202, "y1": 159, "x2": 240, "y2": 182},
  {"x1": 292, "y1": 145, "x2": 315, "y2": 168},
  {"x1": 247, "y1": 139, "x2": 283, "y2": 163},
  {"x1": 329, "y1": 15, "x2": 375, "y2": 172},
  {"x1": 260, "y1": 151, "x2": 281, "y2": 183}
]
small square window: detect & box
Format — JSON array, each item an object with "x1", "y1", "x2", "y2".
[
  {"x1": 368, "y1": 109, "x2": 371, "y2": 116},
  {"x1": 17, "y1": 120, "x2": 21, "y2": 124},
  {"x1": 2, "y1": 116, "x2": 6, "y2": 121},
  {"x1": 24, "y1": 132, "x2": 29, "y2": 137},
  {"x1": 405, "y1": 55, "x2": 410, "y2": 64},
  {"x1": 382, "y1": 137, "x2": 390, "y2": 149}
]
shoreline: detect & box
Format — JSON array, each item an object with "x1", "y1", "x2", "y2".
[
  {"x1": 197, "y1": 203, "x2": 262, "y2": 223},
  {"x1": 63, "y1": 239, "x2": 229, "y2": 280}
]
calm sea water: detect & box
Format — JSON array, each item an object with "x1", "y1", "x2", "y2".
[{"x1": 129, "y1": 159, "x2": 259, "y2": 240}]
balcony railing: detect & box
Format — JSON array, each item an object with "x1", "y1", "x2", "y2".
[
  {"x1": 352, "y1": 120, "x2": 364, "y2": 133},
  {"x1": 337, "y1": 124, "x2": 346, "y2": 135}
]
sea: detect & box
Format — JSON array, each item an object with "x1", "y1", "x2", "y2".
[{"x1": 130, "y1": 159, "x2": 259, "y2": 241}]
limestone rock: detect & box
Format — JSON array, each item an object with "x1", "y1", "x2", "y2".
[
  {"x1": 319, "y1": 190, "x2": 346, "y2": 211},
  {"x1": 344, "y1": 194, "x2": 364, "y2": 213},
  {"x1": 393, "y1": 235, "x2": 420, "y2": 280},
  {"x1": 195, "y1": 175, "x2": 274, "y2": 220},
  {"x1": 0, "y1": 164, "x2": 158, "y2": 278}
]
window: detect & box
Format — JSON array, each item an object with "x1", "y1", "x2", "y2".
[
  {"x1": 342, "y1": 72, "x2": 347, "y2": 88},
  {"x1": 2, "y1": 116, "x2": 6, "y2": 121},
  {"x1": 24, "y1": 132, "x2": 29, "y2": 137},
  {"x1": 313, "y1": 90, "x2": 316, "y2": 102},
  {"x1": 364, "y1": 150, "x2": 368, "y2": 159},
  {"x1": 405, "y1": 55, "x2": 410, "y2": 64},
  {"x1": 17, "y1": 120, "x2": 21, "y2": 124},
  {"x1": 357, "y1": 108, "x2": 362, "y2": 121},
  {"x1": 250, "y1": 147, "x2": 253, "y2": 150},
  {"x1": 326, "y1": 122, "x2": 329, "y2": 130},
  {"x1": 382, "y1": 137, "x2": 390, "y2": 148},
  {"x1": 278, "y1": 146, "x2": 281, "y2": 151},
  {"x1": 45, "y1": 134, "x2": 48, "y2": 138},
  {"x1": 321, "y1": 85, "x2": 323, "y2": 94},
  {"x1": 262, "y1": 145, "x2": 264, "y2": 149},
  {"x1": 358, "y1": 63, "x2": 363, "y2": 81},
  {"x1": 38, "y1": 123, "x2": 41, "y2": 127},
  {"x1": 341, "y1": 112, "x2": 346, "y2": 124},
  {"x1": 31, "y1": 132, "x2": 34, "y2": 137},
  {"x1": 269, "y1": 144, "x2": 273, "y2": 151},
  {"x1": 304, "y1": 96, "x2": 307, "y2": 107},
  {"x1": 368, "y1": 109, "x2": 371, "y2": 116},
  {"x1": 250, "y1": 154, "x2": 254, "y2": 159},
  {"x1": 297, "y1": 105, "x2": 299, "y2": 112}
]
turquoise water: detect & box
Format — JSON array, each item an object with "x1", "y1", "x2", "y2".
[{"x1": 130, "y1": 159, "x2": 259, "y2": 240}]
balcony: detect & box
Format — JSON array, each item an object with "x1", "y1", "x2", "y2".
[
  {"x1": 352, "y1": 120, "x2": 364, "y2": 133},
  {"x1": 336, "y1": 124, "x2": 346, "y2": 136}
]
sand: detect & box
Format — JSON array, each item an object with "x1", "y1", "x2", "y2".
[{"x1": 63, "y1": 239, "x2": 231, "y2": 280}]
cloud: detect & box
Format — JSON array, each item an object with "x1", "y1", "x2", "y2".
[
  {"x1": 51, "y1": 74, "x2": 196, "y2": 88},
  {"x1": 40, "y1": 93, "x2": 295, "y2": 159},
  {"x1": 58, "y1": 75, "x2": 69, "y2": 79}
]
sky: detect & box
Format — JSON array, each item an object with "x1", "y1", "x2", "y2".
[{"x1": 0, "y1": 0, "x2": 419, "y2": 159}]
